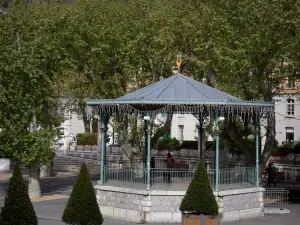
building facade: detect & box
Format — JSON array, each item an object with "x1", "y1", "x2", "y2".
[
  {"x1": 273, "y1": 80, "x2": 300, "y2": 145},
  {"x1": 60, "y1": 79, "x2": 300, "y2": 148}
]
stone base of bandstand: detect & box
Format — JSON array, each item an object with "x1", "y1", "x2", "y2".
[{"x1": 95, "y1": 185, "x2": 264, "y2": 223}]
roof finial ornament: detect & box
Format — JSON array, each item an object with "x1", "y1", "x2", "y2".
[{"x1": 176, "y1": 52, "x2": 182, "y2": 73}]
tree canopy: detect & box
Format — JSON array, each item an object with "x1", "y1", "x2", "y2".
[{"x1": 0, "y1": 0, "x2": 299, "y2": 192}]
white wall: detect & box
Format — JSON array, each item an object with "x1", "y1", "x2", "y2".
[
  {"x1": 274, "y1": 95, "x2": 300, "y2": 145},
  {"x1": 61, "y1": 112, "x2": 85, "y2": 137},
  {"x1": 59, "y1": 111, "x2": 85, "y2": 151},
  {"x1": 58, "y1": 96, "x2": 300, "y2": 150},
  {"x1": 171, "y1": 114, "x2": 199, "y2": 141}
]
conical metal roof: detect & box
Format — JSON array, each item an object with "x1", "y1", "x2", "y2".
[{"x1": 118, "y1": 74, "x2": 241, "y2": 102}]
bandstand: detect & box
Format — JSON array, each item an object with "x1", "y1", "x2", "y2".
[{"x1": 86, "y1": 74, "x2": 274, "y2": 223}]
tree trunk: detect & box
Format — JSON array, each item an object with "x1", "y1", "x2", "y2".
[
  {"x1": 223, "y1": 117, "x2": 245, "y2": 150},
  {"x1": 83, "y1": 116, "x2": 90, "y2": 133},
  {"x1": 78, "y1": 102, "x2": 90, "y2": 133},
  {"x1": 40, "y1": 162, "x2": 54, "y2": 178},
  {"x1": 28, "y1": 162, "x2": 41, "y2": 199},
  {"x1": 261, "y1": 115, "x2": 276, "y2": 172}
]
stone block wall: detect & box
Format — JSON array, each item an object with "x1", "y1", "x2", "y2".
[
  {"x1": 217, "y1": 188, "x2": 264, "y2": 222},
  {"x1": 95, "y1": 186, "x2": 147, "y2": 222},
  {"x1": 149, "y1": 191, "x2": 186, "y2": 222},
  {"x1": 95, "y1": 185, "x2": 264, "y2": 223}
]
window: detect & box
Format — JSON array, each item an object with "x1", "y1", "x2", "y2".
[
  {"x1": 285, "y1": 127, "x2": 294, "y2": 143},
  {"x1": 58, "y1": 127, "x2": 64, "y2": 136},
  {"x1": 287, "y1": 99, "x2": 295, "y2": 115},
  {"x1": 286, "y1": 77, "x2": 295, "y2": 89}
]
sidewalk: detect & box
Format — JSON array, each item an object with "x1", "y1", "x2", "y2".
[
  {"x1": 35, "y1": 199, "x2": 300, "y2": 225},
  {"x1": 0, "y1": 197, "x2": 299, "y2": 225},
  {"x1": 15, "y1": 198, "x2": 300, "y2": 225},
  {"x1": 0, "y1": 172, "x2": 18, "y2": 182}
]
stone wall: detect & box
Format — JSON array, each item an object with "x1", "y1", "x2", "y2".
[
  {"x1": 218, "y1": 188, "x2": 264, "y2": 222},
  {"x1": 95, "y1": 186, "x2": 147, "y2": 221},
  {"x1": 95, "y1": 185, "x2": 264, "y2": 223},
  {"x1": 149, "y1": 191, "x2": 186, "y2": 222}
]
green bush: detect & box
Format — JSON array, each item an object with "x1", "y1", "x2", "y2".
[
  {"x1": 156, "y1": 137, "x2": 180, "y2": 150},
  {"x1": 273, "y1": 143, "x2": 292, "y2": 154},
  {"x1": 0, "y1": 164, "x2": 37, "y2": 225},
  {"x1": 77, "y1": 133, "x2": 98, "y2": 145},
  {"x1": 62, "y1": 162, "x2": 103, "y2": 225},
  {"x1": 180, "y1": 159, "x2": 218, "y2": 215},
  {"x1": 205, "y1": 141, "x2": 215, "y2": 150},
  {"x1": 293, "y1": 143, "x2": 300, "y2": 154},
  {"x1": 180, "y1": 141, "x2": 198, "y2": 149},
  {"x1": 0, "y1": 148, "x2": 12, "y2": 158}
]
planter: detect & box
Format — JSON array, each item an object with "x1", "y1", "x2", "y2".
[
  {"x1": 0, "y1": 158, "x2": 11, "y2": 172},
  {"x1": 183, "y1": 213, "x2": 219, "y2": 225}
]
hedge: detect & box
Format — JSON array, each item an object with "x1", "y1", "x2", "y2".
[{"x1": 76, "y1": 133, "x2": 98, "y2": 145}]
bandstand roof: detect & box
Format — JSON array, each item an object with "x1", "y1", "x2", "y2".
[
  {"x1": 117, "y1": 74, "x2": 241, "y2": 102},
  {"x1": 86, "y1": 74, "x2": 274, "y2": 119}
]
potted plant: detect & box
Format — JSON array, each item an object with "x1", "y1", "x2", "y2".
[
  {"x1": 62, "y1": 163, "x2": 103, "y2": 225},
  {"x1": 180, "y1": 159, "x2": 219, "y2": 225}
]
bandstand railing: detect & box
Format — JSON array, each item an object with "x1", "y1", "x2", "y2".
[{"x1": 102, "y1": 166, "x2": 257, "y2": 191}]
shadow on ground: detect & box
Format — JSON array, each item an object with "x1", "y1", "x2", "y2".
[{"x1": 0, "y1": 173, "x2": 100, "y2": 197}]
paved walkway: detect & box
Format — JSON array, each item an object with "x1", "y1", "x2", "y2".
[
  {"x1": 0, "y1": 197, "x2": 299, "y2": 225},
  {"x1": 0, "y1": 173, "x2": 100, "y2": 197}
]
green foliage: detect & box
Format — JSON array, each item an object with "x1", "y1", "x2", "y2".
[
  {"x1": 180, "y1": 141, "x2": 198, "y2": 150},
  {"x1": 293, "y1": 143, "x2": 300, "y2": 154},
  {"x1": 0, "y1": 164, "x2": 38, "y2": 225},
  {"x1": 156, "y1": 137, "x2": 180, "y2": 150},
  {"x1": 128, "y1": 119, "x2": 145, "y2": 148},
  {"x1": 0, "y1": 148, "x2": 11, "y2": 158},
  {"x1": 180, "y1": 160, "x2": 218, "y2": 215},
  {"x1": 151, "y1": 126, "x2": 170, "y2": 147},
  {"x1": 1, "y1": 0, "x2": 300, "y2": 170},
  {"x1": 205, "y1": 141, "x2": 215, "y2": 151},
  {"x1": 62, "y1": 162, "x2": 103, "y2": 225},
  {"x1": 273, "y1": 144, "x2": 293, "y2": 154},
  {"x1": 0, "y1": 0, "x2": 66, "y2": 167},
  {"x1": 76, "y1": 133, "x2": 98, "y2": 146},
  {"x1": 0, "y1": 127, "x2": 56, "y2": 165}
]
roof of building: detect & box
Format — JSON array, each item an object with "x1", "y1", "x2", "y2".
[
  {"x1": 86, "y1": 73, "x2": 274, "y2": 119},
  {"x1": 117, "y1": 74, "x2": 241, "y2": 102}
]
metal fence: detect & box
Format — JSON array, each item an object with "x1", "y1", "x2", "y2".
[
  {"x1": 264, "y1": 188, "x2": 289, "y2": 213},
  {"x1": 282, "y1": 167, "x2": 300, "y2": 183},
  {"x1": 218, "y1": 167, "x2": 256, "y2": 187},
  {"x1": 153, "y1": 158, "x2": 246, "y2": 170},
  {"x1": 103, "y1": 166, "x2": 257, "y2": 191}
]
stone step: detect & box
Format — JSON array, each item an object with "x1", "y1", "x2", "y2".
[{"x1": 15, "y1": 155, "x2": 100, "y2": 176}]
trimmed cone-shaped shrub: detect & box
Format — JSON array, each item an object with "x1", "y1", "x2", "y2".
[
  {"x1": 62, "y1": 162, "x2": 103, "y2": 225},
  {"x1": 180, "y1": 159, "x2": 218, "y2": 215},
  {"x1": 0, "y1": 164, "x2": 38, "y2": 225}
]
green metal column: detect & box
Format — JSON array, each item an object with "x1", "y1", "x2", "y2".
[
  {"x1": 245, "y1": 136, "x2": 248, "y2": 166},
  {"x1": 255, "y1": 122, "x2": 260, "y2": 187},
  {"x1": 146, "y1": 113, "x2": 152, "y2": 191},
  {"x1": 214, "y1": 114, "x2": 220, "y2": 192},
  {"x1": 99, "y1": 112, "x2": 106, "y2": 185},
  {"x1": 103, "y1": 130, "x2": 107, "y2": 183}
]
